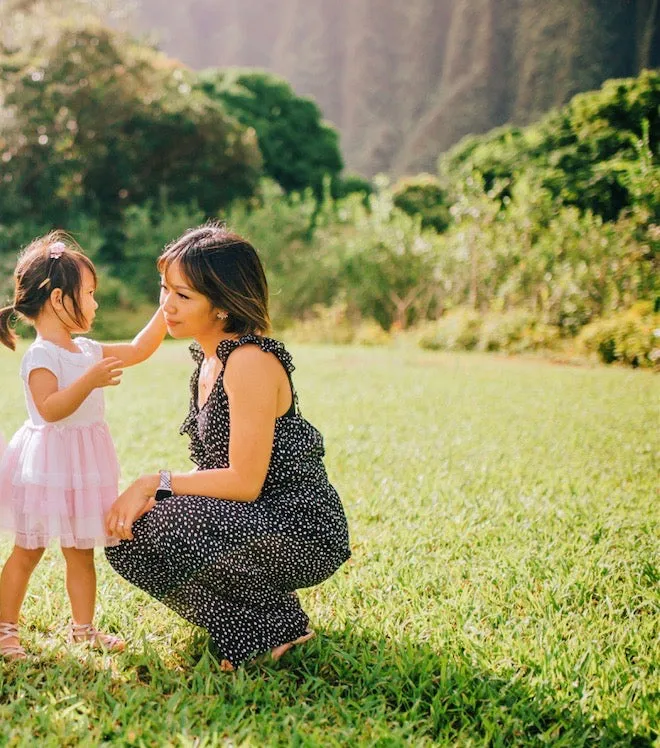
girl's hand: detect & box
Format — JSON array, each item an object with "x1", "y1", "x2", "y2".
[
  {"x1": 105, "y1": 477, "x2": 156, "y2": 540},
  {"x1": 86, "y1": 357, "x2": 124, "y2": 389}
]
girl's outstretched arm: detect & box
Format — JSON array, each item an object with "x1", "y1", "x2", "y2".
[
  {"x1": 101, "y1": 307, "x2": 167, "y2": 367},
  {"x1": 29, "y1": 358, "x2": 123, "y2": 423}
]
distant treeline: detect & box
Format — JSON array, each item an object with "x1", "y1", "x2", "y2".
[{"x1": 0, "y1": 17, "x2": 658, "y2": 366}]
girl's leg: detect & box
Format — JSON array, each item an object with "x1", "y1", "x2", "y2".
[
  {"x1": 61, "y1": 546, "x2": 124, "y2": 652},
  {"x1": 0, "y1": 545, "x2": 45, "y2": 654},
  {"x1": 61, "y1": 547, "x2": 96, "y2": 624}
]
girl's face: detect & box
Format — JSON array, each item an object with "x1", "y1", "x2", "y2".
[
  {"x1": 61, "y1": 266, "x2": 98, "y2": 333},
  {"x1": 159, "y1": 261, "x2": 220, "y2": 340}
]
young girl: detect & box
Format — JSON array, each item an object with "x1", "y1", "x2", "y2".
[{"x1": 0, "y1": 231, "x2": 166, "y2": 660}]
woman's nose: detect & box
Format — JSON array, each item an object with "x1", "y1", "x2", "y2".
[{"x1": 161, "y1": 292, "x2": 175, "y2": 312}]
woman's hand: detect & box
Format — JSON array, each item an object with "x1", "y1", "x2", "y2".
[{"x1": 105, "y1": 475, "x2": 158, "y2": 540}]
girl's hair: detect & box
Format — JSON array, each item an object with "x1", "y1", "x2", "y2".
[
  {"x1": 158, "y1": 222, "x2": 270, "y2": 336},
  {"x1": 0, "y1": 231, "x2": 97, "y2": 350}
]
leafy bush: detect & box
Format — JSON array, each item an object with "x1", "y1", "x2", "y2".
[
  {"x1": 477, "y1": 309, "x2": 560, "y2": 353},
  {"x1": 281, "y1": 303, "x2": 389, "y2": 346},
  {"x1": 578, "y1": 304, "x2": 660, "y2": 368},
  {"x1": 118, "y1": 201, "x2": 206, "y2": 300},
  {"x1": 0, "y1": 23, "x2": 261, "y2": 245},
  {"x1": 324, "y1": 189, "x2": 442, "y2": 330},
  {"x1": 91, "y1": 273, "x2": 155, "y2": 341},
  {"x1": 198, "y1": 68, "x2": 342, "y2": 198},
  {"x1": 439, "y1": 70, "x2": 660, "y2": 223},
  {"x1": 435, "y1": 175, "x2": 656, "y2": 335},
  {"x1": 225, "y1": 180, "x2": 339, "y2": 325},
  {"x1": 392, "y1": 173, "x2": 451, "y2": 232},
  {"x1": 332, "y1": 173, "x2": 374, "y2": 203},
  {"x1": 352, "y1": 318, "x2": 391, "y2": 346},
  {"x1": 418, "y1": 307, "x2": 560, "y2": 354},
  {"x1": 418, "y1": 308, "x2": 482, "y2": 351}
]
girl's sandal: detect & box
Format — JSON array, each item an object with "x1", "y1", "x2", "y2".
[
  {"x1": 0, "y1": 622, "x2": 27, "y2": 662},
  {"x1": 271, "y1": 629, "x2": 315, "y2": 662},
  {"x1": 68, "y1": 622, "x2": 125, "y2": 653}
]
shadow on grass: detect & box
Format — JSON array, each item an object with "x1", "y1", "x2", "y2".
[
  {"x1": 1, "y1": 626, "x2": 654, "y2": 746},
  {"x1": 180, "y1": 625, "x2": 654, "y2": 746}
]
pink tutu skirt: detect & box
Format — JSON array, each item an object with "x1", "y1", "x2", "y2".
[{"x1": 0, "y1": 421, "x2": 120, "y2": 549}]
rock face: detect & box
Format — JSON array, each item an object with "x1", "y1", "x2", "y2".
[{"x1": 136, "y1": 0, "x2": 660, "y2": 176}]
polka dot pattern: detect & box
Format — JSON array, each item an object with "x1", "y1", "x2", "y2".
[{"x1": 106, "y1": 335, "x2": 350, "y2": 667}]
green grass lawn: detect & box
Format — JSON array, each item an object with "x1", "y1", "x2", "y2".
[{"x1": 0, "y1": 340, "x2": 658, "y2": 746}]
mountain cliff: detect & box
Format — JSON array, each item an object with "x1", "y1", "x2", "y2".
[{"x1": 135, "y1": 0, "x2": 660, "y2": 176}]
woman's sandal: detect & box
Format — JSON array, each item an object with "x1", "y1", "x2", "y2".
[
  {"x1": 271, "y1": 629, "x2": 315, "y2": 662},
  {"x1": 0, "y1": 622, "x2": 27, "y2": 661},
  {"x1": 68, "y1": 622, "x2": 126, "y2": 653}
]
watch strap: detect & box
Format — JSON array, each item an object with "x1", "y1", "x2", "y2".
[{"x1": 155, "y1": 470, "x2": 173, "y2": 502}]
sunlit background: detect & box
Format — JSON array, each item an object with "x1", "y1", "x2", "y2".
[{"x1": 0, "y1": 0, "x2": 659, "y2": 365}]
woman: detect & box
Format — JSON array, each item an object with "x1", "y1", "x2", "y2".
[{"x1": 104, "y1": 224, "x2": 350, "y2": 670}]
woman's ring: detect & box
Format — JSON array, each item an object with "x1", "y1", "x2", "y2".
[{"x1": 118, "y1": 521, "x2": 125, "y2": 527}]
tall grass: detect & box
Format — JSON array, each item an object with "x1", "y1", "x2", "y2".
[{"x1": 0, "y1": 341, "x2": 658, "y2": 746}]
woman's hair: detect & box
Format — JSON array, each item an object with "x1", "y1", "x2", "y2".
[
  {"x1": 0, "y1": 231, "x2": 97, "y2": 350},
  {"x1": 158, "y1": 222, "x2": 271, "y2": 336}
]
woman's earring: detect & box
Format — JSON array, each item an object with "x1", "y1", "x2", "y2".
[{"x1": 217, "y1": 311, "x2": 228, "y2": 320}]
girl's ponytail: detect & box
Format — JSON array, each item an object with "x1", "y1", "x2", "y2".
[{"x1": 0, "y1": 305, "x2": 17, "y2": 351}]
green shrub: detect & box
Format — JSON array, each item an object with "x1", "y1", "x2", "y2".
[
  {"x1": 578, "y1": 305, "x2": 660, "y2": 367},
  {"x1": 333, "y1": 173, "x2": 374, "y2": 203},
  {"x1": 392, "y1": 174, "x2": 451, "y2": 233},
  {"x1": 478, "y1": 309, "x2": 560, "y2": 353},
  {"x1": 281, "y1": 303, "x2": 388, "y2": 346},
  {"x1": 418, "y1": 307, "x2": 560, "y2": 354},
  {"x1": 91, "y1": 272, "x2": 155, "y2": 340},
  {"x1": 118, "y1": 201, "x2": 206, "y2": 300},
  {"x1": 439, "y1": 70, "x2": 660, "y2": 223},
  {"x1": 91, "y1": 304, "x2": 156, "y2": 341},
  {"x1": 198, "y1": 68, "x2": 342, "y2": 198},
  {"x1": 0, "y1": 23, "x2": 261, "y2": 239},
  {"x1": 352, "y1": 319, "x2": 391, "y2": 347},
  {"x1": 418, "y1": 308, "x2": 482, "y2": 351}
]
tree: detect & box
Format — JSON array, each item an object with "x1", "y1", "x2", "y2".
[
  {"x1": 0, "y1": 23, "x2": 262, "y2": 259},
  {"x1": 198, "y1": 68, "x2": 343, "y2": 198},
  {"x1": 439, "y1": 70, "x2": 660, "y2": 222}
]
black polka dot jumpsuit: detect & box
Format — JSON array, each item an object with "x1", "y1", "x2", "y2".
[{"x1": 106, "y1": 335, "x2": 351, "y2": 667}]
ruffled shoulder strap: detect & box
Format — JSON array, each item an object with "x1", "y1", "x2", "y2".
[
  {"x1": 217, "y1": 335, "x2": 300, "y2": 415},
  {"x1": 216, "y1": 334, "x2": 295, "y2": 375},
  {"x1": 188, "y1": 341, "x2": 204, "y2": 365}
]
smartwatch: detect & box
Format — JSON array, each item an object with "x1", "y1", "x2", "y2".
[{"x1": 155, "y1": 470, "x2": 173, "y2": 502}]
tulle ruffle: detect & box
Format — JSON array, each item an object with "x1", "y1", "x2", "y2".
[{"x1": 0, "y1": 421, "x2": 120, "y2": 549}]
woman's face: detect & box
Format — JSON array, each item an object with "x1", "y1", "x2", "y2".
[{"x1": 159, "y1": 261, "x2": 220, "y2": 340}]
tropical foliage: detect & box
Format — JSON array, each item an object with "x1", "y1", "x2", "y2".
[
  {"x1": 0, "y1": 23, "x2": 261, "y2": 261},
  {"x1": 198, "y1": 69, "x2": 343, "y2": 197}
]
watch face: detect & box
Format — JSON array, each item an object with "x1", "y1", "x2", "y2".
[{"x1": 155, "y1": 489, "x2": 172, "y2": 502}]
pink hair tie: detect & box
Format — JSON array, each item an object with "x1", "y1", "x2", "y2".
[{"x1": 49, "y1": 241, "x2": 65, "y2": 259}]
